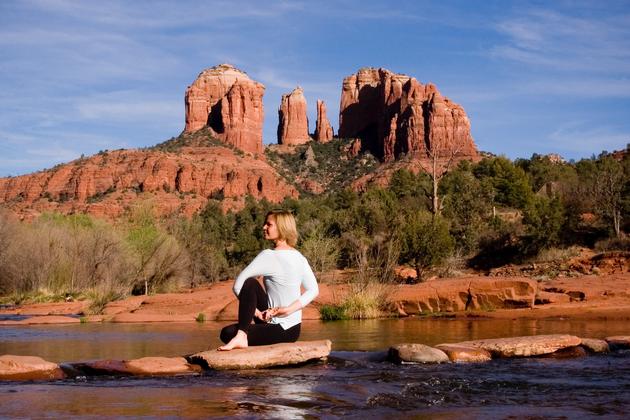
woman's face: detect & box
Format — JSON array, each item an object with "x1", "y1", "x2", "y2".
[{"x1": 263, "y1": 215, "x2": 280, "y2": 241}]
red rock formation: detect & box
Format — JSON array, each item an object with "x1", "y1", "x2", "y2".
[
  {"x1": 277, "y1": 87, "x2": 310, "y2": 146},
  {"x1": 314, "y1": 99, "x2": 333, "y2": 142},
  {"x1": 0, "y1": 140, "x2": 298, "y2": 220},
  {"x1": 338, "y1": 67, "x2": 478, "y2": 162},
  {"x1": 184, "y1": 64, "x2": 265, "y2": 154}
]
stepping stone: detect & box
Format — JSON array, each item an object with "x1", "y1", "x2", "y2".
[
  {"x1": 0, "y1": 355, "x2": 65, "y2": 381},
  {"x1": 455, "y1": 334, "x2": 582, "y2": 358},
  {"x1": 580, "y1": 338, "x2": 609, "y2": 353},
  {"x1": 605, "y1": 336, "x2": 630, "y2": 350},
  {"x1": 435, "y1": 344, "x2": 492, "y2": 363},
  {"x1": 388, "y1": 344, "x2": 449, "y2": 364},
  {"x1": 187, "y1": 340, "x2": 332, "y2": 370},
  {"x1": 66, "y1": 357, "x2": 201, "y2": 377}
]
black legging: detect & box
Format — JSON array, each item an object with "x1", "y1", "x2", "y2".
[{"x1": 220, "y1": 277, "x2": 301, "y2": 346}]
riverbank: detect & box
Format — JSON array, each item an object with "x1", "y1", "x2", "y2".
[{"x1": 1, "y1": 273, "x2": 629, "y2": 324}]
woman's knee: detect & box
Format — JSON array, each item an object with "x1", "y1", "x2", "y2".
[{"x1": 220, "y1": 324, "x2": 239, "y2": 343}]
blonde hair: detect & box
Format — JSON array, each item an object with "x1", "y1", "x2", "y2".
[{"x1": 266, "y1": 210, "x2": 298, "y2": 247}]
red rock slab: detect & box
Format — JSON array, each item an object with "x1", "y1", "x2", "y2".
[
  {"x1": 4, "y1": 301, "x2": 87, "y2": 316},
  {"x1": 67, "y1": 357, "x2": 200, "y2": 377},
  {"x1": 110, "y1": 313, "x2": 197, "y2": 323},
  {"x1": 435, "y1": 344, "x2": 492, "y2": 363},
  {"x1": 535, "y1": 290, "x2": 571, "y2": 305},
  {"x1": 605, "y1": 336, "x2": 630, "y2": 350},
  {"x1": 580, "y1": 338, "x2": 609, "y2": 353},
  {"x1": 0, "y1": 355, "x2": 65, "y2": 381},
  {"x1": 388, "y1": 344, "x2": 450, "y2": 364},
  {"x1": 188, "y1": 340, "x2": 332, "y2": 370},
  {"x1": 101, "y1": 296, "x2": 145, "y2": 315},
  {"x1": 456, "y1": 334, "x2": 582, "y2": 358},
  {"x1": 0, "y1": 315, "x2": 80, "y2": 325}
]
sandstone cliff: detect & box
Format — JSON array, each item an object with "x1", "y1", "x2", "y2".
[
  {"x1": 314, "y1": 99, "x2": 333, "y2": 143},
  {"x1": 184, "y1": 64, "x2": 265, "y2": 154},
  {"x1": 0, "y1": 130, "x2": 298, "y2": 220},
  {"x1": 338, "y1": 67, "x2": 478, "y2": 162},
  {"x1": 277, "y1": 87, "x2": 310, "y2": 146}
]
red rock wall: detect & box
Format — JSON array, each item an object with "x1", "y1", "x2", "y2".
[
  {"x1": 184, "y1": 64, "x2": 265, "y2": 154},
  {"x1": 277, "y1": 87, "x2": 310, "y2": 146},
  {"x1": 0, "y1": 147, "x2": 298, "y2": 220},
  {"x1": 338, "y1": 67, "x2": 478, "y2": 162}
]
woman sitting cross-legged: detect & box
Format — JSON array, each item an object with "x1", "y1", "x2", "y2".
[{"x1": 218, "y1": 210, "x2": 319, "y2": 351}]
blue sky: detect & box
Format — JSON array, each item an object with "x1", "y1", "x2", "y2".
[{"x1": 1, "y1": 0, "x2": 629, "y2": 176}]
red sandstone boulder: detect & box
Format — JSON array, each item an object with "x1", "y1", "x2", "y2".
[
  {"x1": 278, "y1": 87, "x2": 310, "y2": 146},
  {"x1": 455, "y1": 334, "x2": 582, "y2": 358},
  {"x1": 314, "y1": 99, "x2": 333, "y2": 142},
  {"x1": 67, "y1": 357, "x2": 200, "y2": 376},
  {"x1": 605, "y1": 336, "x2": 630, "y2": 350},
  {"x1": 184, "y1": 64, "x2": 265, "y2": 154},
  {"x1": 388, "y1": 343, "x2": 450, "y2": 364},
  {"x1": 580, "y1": 338, "x2": 609, "y2": 353},
  {"x1": 0, "y1": 355, "x2": 65, "y2": 380},
  {"x1": 435, "y1": 344, "x2": 492, "y2": 363},
  {"x1": 392, "y1": 277, "x2": 537, "y2": 315},
  {"x1": 188, "y1": 340, "x2": 332, "y2": 370},
  {"x1": 338, "y1": 67, "x2": 478, "y2": 162}
]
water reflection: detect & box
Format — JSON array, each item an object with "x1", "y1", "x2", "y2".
[{"x1": 1, "y1": 318, "x2": 629, "y2": 363}]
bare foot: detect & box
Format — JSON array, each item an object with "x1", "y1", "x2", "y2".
[{"x1": 217, "y1": 329, "x2": 248, "y2": 351}]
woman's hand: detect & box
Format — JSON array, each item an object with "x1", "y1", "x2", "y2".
[{"x1": 254, "y1": 308, "x2": 265, "y2": 322}]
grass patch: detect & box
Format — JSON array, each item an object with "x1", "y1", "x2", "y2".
[
  {"x1": 87, "y1": 290, "x2": 123, "y2": 315},
  {"x1": 318, "y1": 281, "x2": 393, "y2": 321},
  {"x1": 530, "y1": 246, "x2": 581, "y2": 263},
  {"x1": 195, "y1": 313, "x2": 206, "y2": 323}
]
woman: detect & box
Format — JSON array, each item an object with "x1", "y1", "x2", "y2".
[{"x1": 218, "y1": 210, "x2": 319, "y2": 351}]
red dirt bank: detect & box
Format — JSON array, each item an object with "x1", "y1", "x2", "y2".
[{"x1": 1, "y1": 274, "x2": 629, "y2": 325}]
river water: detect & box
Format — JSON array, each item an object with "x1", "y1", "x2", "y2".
[{"x1": 1, "y1": 318, "x2": 629, "y2": 418}]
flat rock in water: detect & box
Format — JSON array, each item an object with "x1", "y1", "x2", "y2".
[
  {"x1": 435, "y1": 344, "x2": 492, "y2": 363},
  {"x1": 542, "y1": 346, "x2": 588, "y2": 359},
  {"x1": 187, "y1": 340, "x2": 332, "y2": 370},
  {"x1": 0, "y1": 355, "x2": 65, "y2": 380},
  {"x1": 388, "y1": 344, "x2": 450, "y2": 364},
  {"x1": 66, "y1": 357, "x2": 201, "y2": 377},
  {"x1": 605, "y1": 336, "x2": 630, "y2": 350},
  {"x1": 455, "y1": 334, "x2": 582, "y2": 358},
  {"x1": 580, "y1": 338, "x2": 609, "y2": 353}
]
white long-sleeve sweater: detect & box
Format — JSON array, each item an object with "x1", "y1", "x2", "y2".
[{"x1": 233, "y1": 249, "x2": 319, "y2": 330}]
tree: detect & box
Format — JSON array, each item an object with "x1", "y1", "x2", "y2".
[{"x1": 400, "y1": 211, "x2": 454, "y2": 281}]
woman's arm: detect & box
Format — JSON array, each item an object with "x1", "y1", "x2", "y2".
[
  {"x1": 265, "y1": 256, "x2": 319, "y2": 318},
  {"x1": 232, "y1": 250, "x2": 274, "y2": 297}
]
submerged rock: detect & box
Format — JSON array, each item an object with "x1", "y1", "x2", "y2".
[
  {"x1": 434, "y1": 344, "x2": 492, "y2": 363},
  {"x1": 388, "y1": 344, "x2": 449, "y2": 364},
  {"x1": 188, "y1": 340, "x2": 332, "y2": 370},
  {"x1": 0, "y1": 355, "x2": 65, "y2": 380},
  {"x1": 455, "y1": 334, "x2": 582, "y2": 358}
]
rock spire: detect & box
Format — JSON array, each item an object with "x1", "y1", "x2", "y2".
[
  {"x1": 338, "y1": 67, "x2": 478, "y2": 162},
  {"x1": 184, "y1": 64, "x2": 265, "y2": 154},
  {"x1": 314, "y1": 99, "x2": 333, "y2": 143},
  {"x1": 277, "y1": 87, "x2": 310, "y2": 146}
]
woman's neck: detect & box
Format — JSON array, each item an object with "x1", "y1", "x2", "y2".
[{"x1": 273, "y1": 239, "x2": 292, "y2": 250}]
